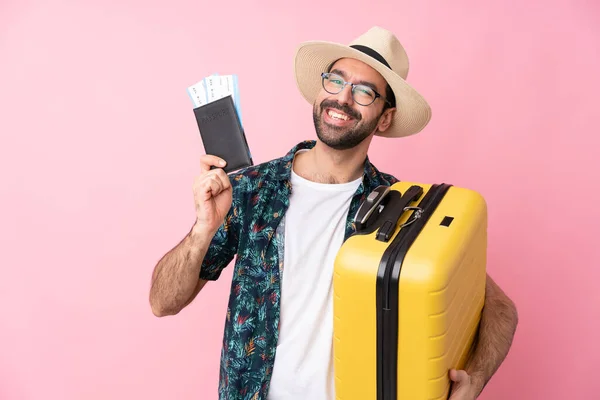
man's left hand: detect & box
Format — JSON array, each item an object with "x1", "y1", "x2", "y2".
[{"x1": 448, "y1": 369, "x2": 482, "y2": 400}]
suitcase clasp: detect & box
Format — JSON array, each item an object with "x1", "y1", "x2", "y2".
[
  {"x1": 399, "y1": 206, "x2": 423, "y2": 228},
  {"x1": 375, "y1": 205, "x2": 422, "y2": 242},
  {"x1": 374, "y1": 186, "x2": 423, "y2": 242}
]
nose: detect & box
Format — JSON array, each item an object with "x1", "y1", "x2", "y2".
[{"x1": 336, "y1": 84, "x2": 354, "y2": 106}]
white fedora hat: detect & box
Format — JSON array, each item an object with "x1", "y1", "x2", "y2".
[{"x1": 294, "y1": 26, "x2": 432, "y2": 138}]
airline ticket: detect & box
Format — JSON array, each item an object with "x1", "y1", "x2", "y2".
[{"x1": 187, "y1": 73, "x2": 243, "y2": 124}]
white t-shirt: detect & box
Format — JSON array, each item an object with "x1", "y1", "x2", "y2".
[{"x1": 267, "y1": 156, "x2": 363, "y2": 400}]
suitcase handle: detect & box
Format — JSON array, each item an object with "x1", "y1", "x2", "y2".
[
  {"x1": 354, "y1": 185, "x2": 391, "y2": 230},
  {"x1": 375, "y1": 185, "x2": 424, "y2": 242}
]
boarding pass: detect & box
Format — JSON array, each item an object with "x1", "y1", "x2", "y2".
[{"x1": 186, "y1": 73, "x2": 243, "y2": 124}]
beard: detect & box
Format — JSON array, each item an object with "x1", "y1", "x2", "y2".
[{"x1": 313, "y1": 99, "x2": 381, "y2": 151}]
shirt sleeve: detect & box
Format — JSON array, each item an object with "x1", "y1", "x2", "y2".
[{"x1": 199, "y1": 180, "x2": 242, "y2": 281}]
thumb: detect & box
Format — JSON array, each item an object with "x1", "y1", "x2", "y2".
[
  {"x1": 448, "y1": 369, "x2": 470, "y2": 399},
  {"x1": 449, "y1": 369, "x2": 470, "y2": 384}
]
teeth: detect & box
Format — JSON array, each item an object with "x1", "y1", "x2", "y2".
[{"x1": 328, "y1": 110, "x2": 349, "y2": 121}]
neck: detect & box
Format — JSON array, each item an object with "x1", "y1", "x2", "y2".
[{"x1": 294, "y1": 139, "x2": 370, "y2": 184}]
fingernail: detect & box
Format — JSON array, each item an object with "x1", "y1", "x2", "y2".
[{"x1": 220, "y1": 160, "x2": 226, "y2": 166}]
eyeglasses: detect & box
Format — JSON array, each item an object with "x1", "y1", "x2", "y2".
[{"x1": 321, "y1": 72, "x2": 392, "y2": 107}]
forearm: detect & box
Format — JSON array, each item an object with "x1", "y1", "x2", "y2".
[
  {"x1": 149, "y1": 223, "x2": 215, "y2": 316},
  {"x1": 466, "y1": 274, "x2": 519, "y2": 395}
]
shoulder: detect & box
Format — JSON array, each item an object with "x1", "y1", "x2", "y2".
[
  {"x1": 378, "y1": 171, "x2": 400, "y2": 186},
  {"x1": 365, "y1": 160, "x2": 400, "y2": 187}
]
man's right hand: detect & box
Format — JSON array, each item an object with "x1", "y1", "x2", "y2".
[
  {"x1": 150, "y1": 154, "x2": 231, "y2": 317},
  {"x1": 192, "y1": 155, "x2": 232, "y2": 235}
]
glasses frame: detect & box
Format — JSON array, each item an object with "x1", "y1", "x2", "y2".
[{"x1": 321, "y1": 72, "x2": 392, "y2": 107}]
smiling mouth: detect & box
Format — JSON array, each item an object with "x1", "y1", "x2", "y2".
[{"x1": 326, "y1": 108, "x2": 354, "y2": 122}]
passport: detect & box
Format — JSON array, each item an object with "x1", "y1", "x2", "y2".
[
  {"x1": 192, "y1": 95, "x2": 253, "y2": 173},
  {"x1": 187, "y1": 73, "x2": 252, "y2": 173}
]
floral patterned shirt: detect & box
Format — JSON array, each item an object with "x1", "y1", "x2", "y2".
[{"x1": 200, "y1": 140, "x2": 399, "y2": 400}]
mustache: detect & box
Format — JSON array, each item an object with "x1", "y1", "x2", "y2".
[{"x1": 320, "y1": 100, "x2": 361, "y2": 120}]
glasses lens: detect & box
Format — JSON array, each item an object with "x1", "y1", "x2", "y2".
[
  {"x1": 323, "y1": 73, "x2": 344, "y2": 94},
  {"x1": 352, "y1": 85, "x2": 376, "y2": 105}
]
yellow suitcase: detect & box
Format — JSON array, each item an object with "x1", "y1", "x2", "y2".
[{"x1": 333, "y1": 182, "x2": 487, "y2": 400}]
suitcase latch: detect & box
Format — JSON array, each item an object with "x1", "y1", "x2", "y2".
[{"x1": 375, "y1": 186, "x2": 424, "y2": 242}]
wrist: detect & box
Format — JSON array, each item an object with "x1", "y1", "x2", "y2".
[{"x1": 190, "y1": 220, "x2": 217, "y2": 240}]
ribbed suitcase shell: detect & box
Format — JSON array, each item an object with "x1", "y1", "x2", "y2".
[{"x1": 333, "y1": 182, "x2": 487, "y2": 400}]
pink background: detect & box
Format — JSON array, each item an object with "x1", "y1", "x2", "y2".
[{"x1": 1, "y1": 0, "x2": 598, "y2": 399}]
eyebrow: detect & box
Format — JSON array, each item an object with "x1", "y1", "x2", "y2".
[{"x1": 330, "y1": 68, "x2": 380, "y2": 93}]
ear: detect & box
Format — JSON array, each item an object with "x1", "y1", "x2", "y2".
[{"x1": 377, "y1": 107, "x2": 396, "y2": 133}]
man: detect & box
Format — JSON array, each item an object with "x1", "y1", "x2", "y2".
[{"x1": 149, "y1": 27, "x2": 518, "y2": 400}]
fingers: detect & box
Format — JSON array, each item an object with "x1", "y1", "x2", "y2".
[
  {"x1": 211, "y1": 167, "x2": 231, "y2": 191},
  {"x1": 200, "y1": 154, "x2": 227, "y2": 173},
  {"x1": 198, "y1": 175, "x2": 223, "y2": 201},
  {"x1": 194, "y1": 169, "x2": 231, "y2": 201},
  {"x1": 449, "y1": 369, "x2": 470, "y2": 383},
  {"x1": 195, "y1": 155, "x2": 230, "y2": 202},
  {"x1": 448, "y1": 369, "x2": 472, "y2": 399}
]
